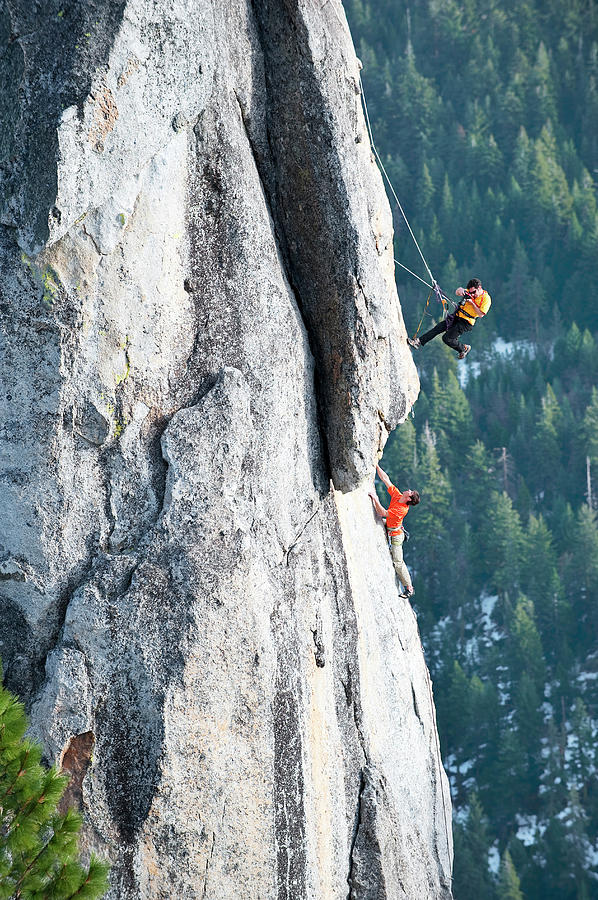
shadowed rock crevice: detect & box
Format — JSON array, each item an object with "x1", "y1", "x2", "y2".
[
  {"x1": 249, "y1": 0, "x2": 366, "y2": 490},
  {"x1": 232, "y1": 81, "x2": 337, "y2": 484},
  {"x1": 347, "y1": 768, "x2": 367, "y2": 900},
  {"x1": 97, "y1": 671, "x2": 164, "y2": 841},
  {"x1": 273, "y1": 672, "x2": 308, "y2": 900},
  {"x1": 85, "y1": 557, "x2": 189, "y2": 853},
  {"x1": 0, "y1": 599, "x2": 34, "y2": 698},
  {"x1": 347, "y1": 767, "x2": 406, "y2": 900}
]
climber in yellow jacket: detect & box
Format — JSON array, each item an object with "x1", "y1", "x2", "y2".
[
  {"x1": 407, "y1": 277, "x2": 492, "y2": 359},
  {"x1": 369, "y1": 464, "x2": 420, "y2": 599}
]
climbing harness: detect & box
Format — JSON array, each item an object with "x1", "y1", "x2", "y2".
[
  {"x1": 386, "y1": 523, "x2": 410, "y2": 547},
  {"x1": 411, "y1": 288, "x2": 445, "y2": 340},
  {"x1": 412, "y1": 290, "x2": 433, "y2": 339},
  {"x1": 358, "y1": 75, "x2": 458, "y2": 335}
]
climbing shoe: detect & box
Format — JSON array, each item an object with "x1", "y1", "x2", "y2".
[
  {"x1": 458, "y1": 344, "x2": 471, "y2": 360},
  {"x1": 407, "y1": 337, "x2": 421, "y2": 350},
  {"x1": 399, "y1": 585, "x2": 415, "y2": 599}
]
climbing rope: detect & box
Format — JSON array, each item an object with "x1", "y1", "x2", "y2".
[
  {"x1": 358, "y1": 74, "x2": 458, "y2": 327},
  {"x1": 354, "y1": 48, "x2": 455, "y2": 870},
  {"x1": 360, "y1": 75, "x2": 434, "y2": 283}
]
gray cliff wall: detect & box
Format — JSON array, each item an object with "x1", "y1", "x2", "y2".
[{"x1": 0, "y1": 0, "x2": 452, "y2": 897}]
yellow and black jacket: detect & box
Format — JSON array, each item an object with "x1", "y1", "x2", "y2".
[{"x1": 455, "y1": 290, "x2": 492, "y2": 324}]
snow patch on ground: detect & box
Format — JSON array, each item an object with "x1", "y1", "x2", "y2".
[
  {"x1": 516, "y1": 814, "x2": 546, "y2": 845},
  {"x1": 451, "y1": 804, "x2": 469, "y2": 825},
  {"x1": 488, "y1": 844, "x2": 500, "y2": 874},
  {"x1": 494, "y1": 337, "x2": 536, "y2": 357},
  {"x1": 480, "y1": 594, "x2": 501, "y2": 639},
  {"x1": 586, "y1": 841, "x2": 598, "y2": 868},
  {"x1": 459, "y1": 337, "x2": 537, "y2": 386}
]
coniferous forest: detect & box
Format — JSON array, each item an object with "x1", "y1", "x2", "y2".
[{"x1": 343, "y1": 0, "x2": 598, "y2": 897}]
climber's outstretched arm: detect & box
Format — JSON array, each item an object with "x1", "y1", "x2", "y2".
[{"x1": 375, "y1": 464, "x2": 392, "y2": 490}]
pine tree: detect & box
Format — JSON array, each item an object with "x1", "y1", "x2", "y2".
[
  {"x1": 443, "y1": 661, "x2": 472, "y2": 760},
  {"x1": 513, "y1": 671, "x2": 543, "y2": 795},
  {"x1": 579, "y1": 330, "x2": 597, "y2": 380},
  {"x1": 509, "y1": 595, "x2": 546, "y2": 689},
  {"x1": 570, "y1": 698, "x2": 594, "y2": 803},
  {"x1": 452, "y1": 794, "x2": 498, "y2": 900},
  {"x1": 478, "y1": 132, "x2": 504, "y2": 183},
  {"x1": 462, "y1": 440, "x2": 497, "y2": 514},
  {"x1": 381, "y1": 417, "x2": 417, "y2": 490},
  {"x1": 497, "y1": 850, "x2": 524, "y2": 900},
  {"x1": 0, "y1": 671, "x2": 110, "y2": 899},
  {"x1": 482, "y1": 490, "x2": 524, "y2": 599},
  {"x1": 410, "y1": 424, "x2": 454, "y2": 612},
  {"x1": 521, "y1": 514, "x2": 564, "y2": 658},
  {"x1": 468, "y1": 675, "x2": 500, "y2": 784},
  {"x1": 561, "y1": 321, "x2": 583, "y2": 367},
  {"x1": 528, "y1": 42, "x2": 557, "y2": 131},
  {"x1": 532, "y1": 123, "x2": 573, "y2": 228},
  {"x1": 492, "y1": 728, "x2": 527, "y2": 830},
  {"x1": 440, "y1": 252, "x2": 459, "y2": 292},
  {"x1": 439, "y1": 176, "x2": 455, "y2": 237},
  {"x1": 583, "y1": 386, "x2": 598, "y2": 464},
  {"x1": 531, "y1": 383, "x2": 563, "y2": 492},
  {"x1": 428, "y1": 369, "x2": 474, "y2": 466},
  {"x1": 418, "y1": 161, "x2": 435, "y2": 214},
  {"x1": 550, "y1": 788, "x2": 593, "y2": 900},
  {"x1": 568, "y1": 504, "x2": 598, "y2": 648}
]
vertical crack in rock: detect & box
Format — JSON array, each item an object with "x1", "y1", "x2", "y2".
[
  {"x1": 273, "y1": 671, "x2": 308, "y2": 900},
  {"x1": 248, "y1": 0, "x2": 397, "y2": 491},
  {"x1": 323, "y1": 517, "x2": 370, "y2": 763},
  {"x1": 346, "y1": 767, "x2": 392, "y2": 900},
  {"x1": 411, "y1": 682, "x2": 423, "y2": 727},
  {"x1": 311, "y1": 608, "x2": 326, "y2": 668},
  {"x1": 18, "y1": 542, "x2": 103, "y2": 704},
  {"x1": 201, "y1": 831, "x2": 217, "y2": 900},
  {"x1": 346, "y1": 767, "x2": 366, "y2": 899},
  {"x1": 232, "y1": 87, "x2": 335, "y2": 485},
  {"x1": 427, "y1": 723, "x2": 454, "y2": 895}
]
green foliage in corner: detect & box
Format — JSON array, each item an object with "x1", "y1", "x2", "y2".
[{"x1": 0, "y1": 668, "x2": 109, "y2": 900}]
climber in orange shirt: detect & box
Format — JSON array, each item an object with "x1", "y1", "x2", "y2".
[
  {"x1": 407, "y1": 277, "x2": 492, "y2": 359},
  {"x1": 368, "y1": 463, "x2": 420, "y2": 598}
]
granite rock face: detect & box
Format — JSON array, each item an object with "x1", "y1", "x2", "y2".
[{"x1": 0, "y1": 0, "x2": 452, "y2": 897}]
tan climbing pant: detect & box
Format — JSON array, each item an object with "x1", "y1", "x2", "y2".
[{"x1": 390, "y1": 532, "x2": 412, "y2": 589}]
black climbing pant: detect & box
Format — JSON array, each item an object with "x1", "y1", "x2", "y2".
[{"x1": 419, "y1": 315, "x2": 473, "y2": 354}]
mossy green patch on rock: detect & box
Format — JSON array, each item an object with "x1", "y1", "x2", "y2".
[{"x1": 20, "y1": 252, "x2": 62, "y2": 308}]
